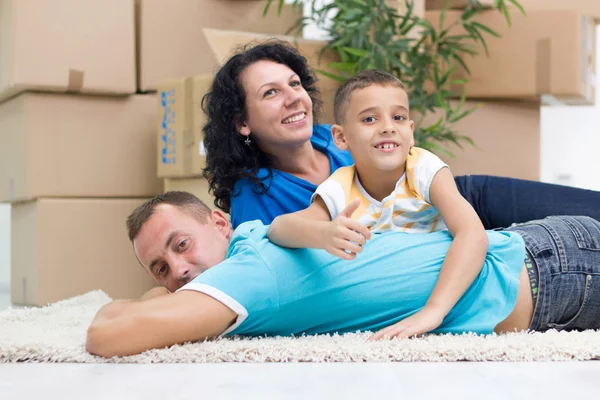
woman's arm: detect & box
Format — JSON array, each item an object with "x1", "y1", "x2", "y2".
[{"x1": 86, "y1": 291, "x2": 237, "y2": 357}]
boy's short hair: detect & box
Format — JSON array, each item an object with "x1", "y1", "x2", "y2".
[{"x1": 333, "y1": 69, "x2": 406, "y2": 124}]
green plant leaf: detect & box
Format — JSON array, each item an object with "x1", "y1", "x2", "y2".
[
  {"x1": 471, "y1": 22, "x2": 501, "y2": 38},
  {"x1": 278, "y1": 0, "x2": 520, "y2": 153},
  {"x1": 452, "y1": 54, "x2": 471, "y2": 75},
  {"x1": 451, "y1": 79, "x2": 468, "y2": 85},
  {"x1": 508, "y1": 0, "x2": 526, "y2": 15},
  {"x1": 328, "y1": 62, "x2": 358, "y2": 72},
  {"x1": 501, "y1": 2, "x2": 512, "y2": 27},
  {"x1": 317, "y1": 68, "x2": 347, "y2": 83},
  {"x1": 342, "y1": 47, "x2": 368, "y2": 57},
  {"x1": 449, "y1": 106, "x2": 477, "y2": 123},
  {"x1": 262, "y1": 0, "x2": 274, "y2": 16},
  {"x1": 420, "y1": 140, "x2": 455, "y2": 158}
]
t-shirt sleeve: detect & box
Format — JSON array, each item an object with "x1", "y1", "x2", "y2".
[
  {"x1": 311, "y1": 176, "x2": 347, "y2": 220},
  {"x1": 177, "y1": 244, "x2": 278, "y2": 336},
  {"x1": 412, "y1": 149, "x2": 449, "y2": 204}
]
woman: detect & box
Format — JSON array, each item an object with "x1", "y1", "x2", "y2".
[{"x1": 202, "y1": 40, "x2": 600, "y2": 229}]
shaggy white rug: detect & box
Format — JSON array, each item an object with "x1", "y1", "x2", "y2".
[{"x1": 1, "y1": 290, "x2": 599, "y2": 363}]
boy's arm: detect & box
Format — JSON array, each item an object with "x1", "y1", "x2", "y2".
[
  {"x1": 268, "y1": 197, "x2": 371, "y2": 259},
  {"x1": 423, "y1": 167, "x2": 489, "y2": 314},
  {"x1": 370, "y1": 167, "x2": 488, "y2": 340},
  {"x1": 86, "y1": 290, "x2": 237, "y2": 357},
  {"x1": 267, "y1": 197, "x2": 333, "y2": 248}
]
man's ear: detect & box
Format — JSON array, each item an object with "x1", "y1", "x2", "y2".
[
  {"x1": 238, "y1": 123, "x2": 251, "y2": 137},
  {"x1": 409, "y1": 119, "x2": 415, "y2": 147},
  {"x1": 210, "y1": 209, "x2": 233, "y2": 239},
  {"x1": 331, "y1": 124, "x2": 349, "y2": 151}
]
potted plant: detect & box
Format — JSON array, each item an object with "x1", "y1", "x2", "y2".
[{"x1": 265, "y1": 0, "x2": 525, "y2": 156}]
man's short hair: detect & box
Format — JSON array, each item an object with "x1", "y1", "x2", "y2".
[
  {"x1": 126, "y1": 191, "x2": 211, "y2": 241},
  {"x1": 333, "y1": 69, "x2": 406, "y2": 124}
]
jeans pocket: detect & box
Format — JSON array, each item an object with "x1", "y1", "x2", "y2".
[
  {"x1": 548, "y1": 273, "x2": 595, "y2": 330},
  {"x1": 555, "y1": 216, "x2": 600, "y2": 251}
]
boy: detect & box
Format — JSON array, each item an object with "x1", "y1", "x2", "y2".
[{"x1": 267, "y1": 69, "x2": 489, "y2": 338}]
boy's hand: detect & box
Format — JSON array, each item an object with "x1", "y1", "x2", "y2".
[
  {"x1": 321, "y1": 198, "x2": 371, "y2": 260},
  {"x1": 368, "y1": 306, "x2": 446, "y2": 341}
]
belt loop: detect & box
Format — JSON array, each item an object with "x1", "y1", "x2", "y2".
[{"x1": 539, "y1": 220, "x2": 568, "y2": 273}]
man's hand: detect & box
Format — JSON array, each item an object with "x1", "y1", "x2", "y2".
[
  {"x1": 321, "y1": 198, "x2": 371, "y2": 260},
  {"x1": 369, "y1": 306, "x2": 446, "y2": 341}
]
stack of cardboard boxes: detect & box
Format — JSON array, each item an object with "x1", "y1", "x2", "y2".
[
  {"x1": 1, "y1": 0, "x2": 158, "y2": 306},
  {"x1": 0, "y1": 0, "x2": 302, "y2": 306},
  {"x1": 3, "y1": 0, "x2": 597, "y2": 305},
  {"x1": 426, "y1": 0, "x2": 600, "y2": 21},
  {"x1": 422, "y1": 4, "x2": 597, "y2": 180}
]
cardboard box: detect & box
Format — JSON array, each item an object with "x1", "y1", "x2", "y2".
[
  {"x1": 11, "y1": 198, "x2": 156, "y2": 306},
  {"x1": 138, "y1": 0, "x2": 302, "y2": 91},
  {"x1": 203, "y1": 28, "x2": 341, "y2": 124},
  {"x1": 432, "y1": 101, "x2": 541, "y2": 181},
  {"x1": 426, "y1": 10, "x2": 596, "y2": 104},
  {"x1": 164, "y1": 177, "x2": 216, "y2": 210},
  {"x1": 426, "y1": 0, "x2": 600, "y2": 20},
  {"x1": 0, "y1": 0, "x2": 136, "y2": 104},
  {"x1": 156, "y1": 77, "x2": 194, "y2": 178},
  {"x1": 388, "y1": 0, "x2": 425, "y2": 16},
  {"x1": 0, "y1": 93, "x2": 162, "y2": 203},
  {"x1": 157, "y1": 75, "x2": 211, "y2": 178}
]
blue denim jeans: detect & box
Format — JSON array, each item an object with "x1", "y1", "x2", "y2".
[
  {"x1": 455, "y1": 175, "x2": 600, "y2": 230},
  {"x1": 504, "y1": 216, "x2": 600, "y2": 332}
]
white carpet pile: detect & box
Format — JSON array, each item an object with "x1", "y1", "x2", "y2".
[{"x1": 1, "y1": 291, "x2": 599, "y2": 363}]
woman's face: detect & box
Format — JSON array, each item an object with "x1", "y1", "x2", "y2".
[{"x1": 238, "y1": 60, "x2": 314, "y2": 151}]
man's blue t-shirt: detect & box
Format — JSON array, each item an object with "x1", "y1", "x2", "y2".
[
  {"x1": 230, "y1": 124, "x2": 353, "y2": 229},
  {"x1": 180, "y1": 221, "x2": 526, "y2": 337}
]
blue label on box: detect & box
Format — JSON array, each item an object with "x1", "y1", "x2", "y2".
[{"x1": 160, "y1": 89, "x2": 177, "y2": 165}]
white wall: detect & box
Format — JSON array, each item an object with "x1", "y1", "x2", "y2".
[
  {"x1": 540, "y1": 25, "x2": 600, "y2": 191},
  {"x1": 0, "y1": 203, "x2": 10, "y2": 291},
  {"x1": 302, "y1": 0, "x2": 333, "y2": 40}
]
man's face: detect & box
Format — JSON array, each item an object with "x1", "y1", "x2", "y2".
[{"x1": 133, "y1": 204, "x2": 232, "y2": 292}]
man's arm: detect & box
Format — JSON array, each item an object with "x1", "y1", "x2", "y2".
[{"x1": 86, "y1": 290, "x2": 237, "y2": 357}]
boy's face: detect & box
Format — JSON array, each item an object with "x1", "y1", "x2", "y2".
[{"x1": 333, "y1": 84, "x2": 414, "y2": 175}]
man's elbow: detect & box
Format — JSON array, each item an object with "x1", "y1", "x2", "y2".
[
  {"x1": 86, "y1": 316, "x2": 136, "y2": 358},
  {"x1": 86, "y1": 320, "x2": 122, "y2": 358}
]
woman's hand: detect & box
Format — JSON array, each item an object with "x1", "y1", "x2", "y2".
[{"x1": 321, "y1": 199, "x2": 372, "y2": 260}]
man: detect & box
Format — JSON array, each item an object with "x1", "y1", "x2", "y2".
[{"x1": 86, "y1": 192, "x2": 600, "y2": 358}]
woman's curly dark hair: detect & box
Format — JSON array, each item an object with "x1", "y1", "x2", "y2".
[{"x1": 201, "y1": 40, "x2": 323, "y2": 214}]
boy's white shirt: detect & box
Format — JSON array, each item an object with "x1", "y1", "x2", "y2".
[{"x1": 312, "y1": 147, "x2": 449, "y2": 233}]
